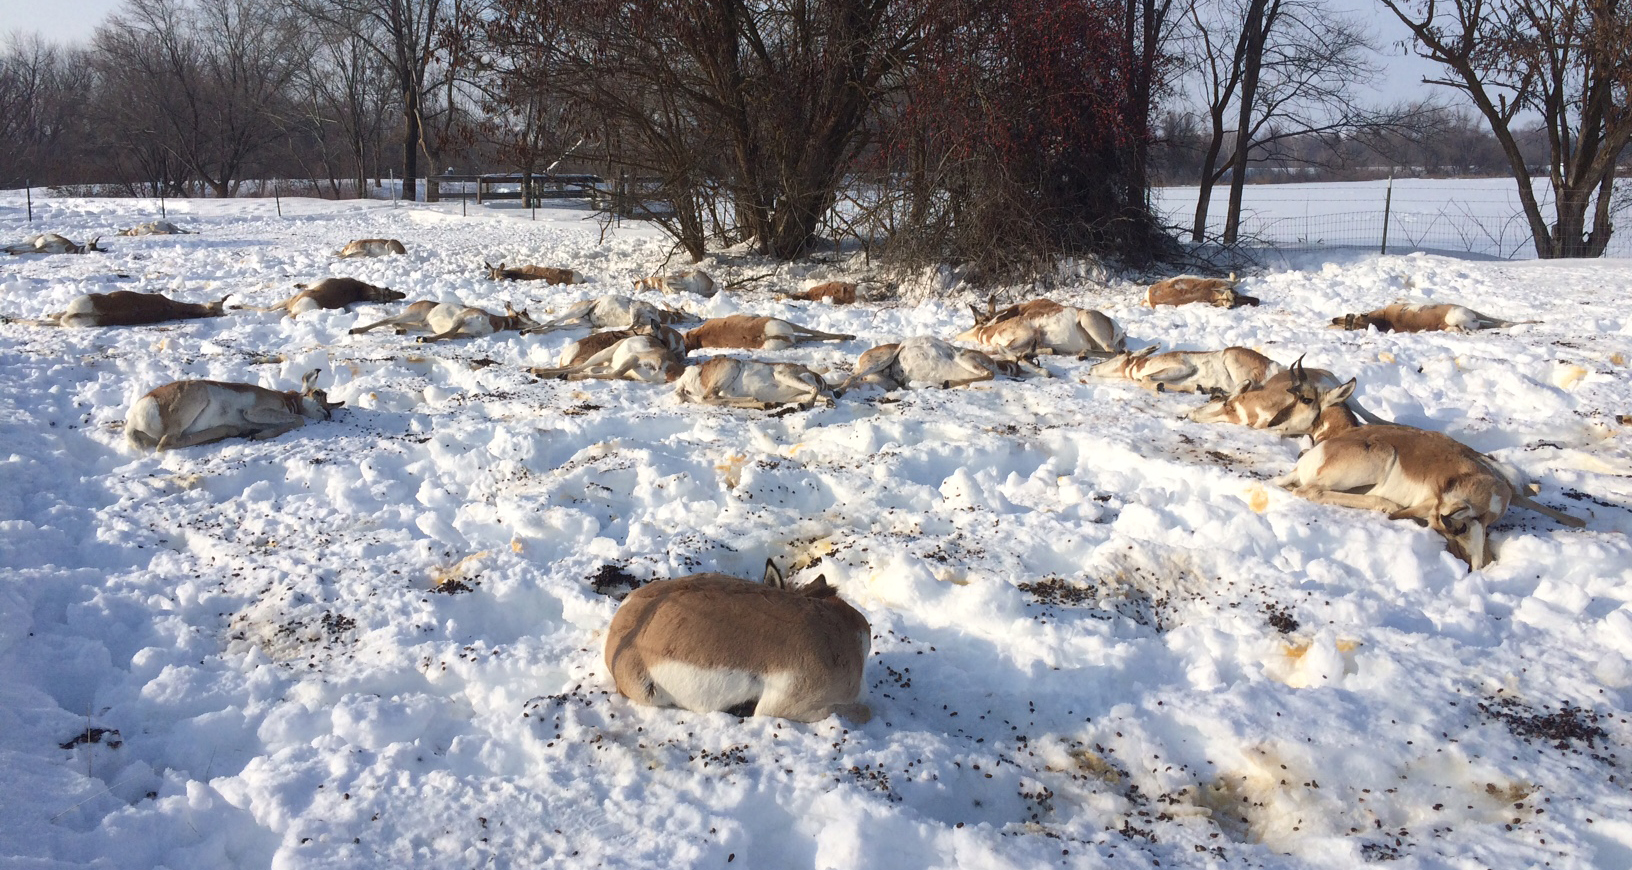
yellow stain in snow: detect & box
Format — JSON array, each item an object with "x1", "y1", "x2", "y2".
[
  {"x1": 1244, "y1": 485, "x2": 1270, "y2": 513},
  {"x1": 1378, "y1": 351, "x2": 1396, "y2": 364},
  {"x1": 1553, "y1": 364, "x2": 1587, "y2": 390},
  {"x1": 716, "y1": 453, "x2": 747, "y2": 489},
  {"x1": 1611, "y1": 352, "x2": 1625, "y2": 366}
]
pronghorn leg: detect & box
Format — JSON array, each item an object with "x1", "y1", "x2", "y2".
[
  {"x1": 156, "y1": 425, "x2": 254, "y2": 450},
  {"x1": 789, "y1": 325, "x2": 856, "y2": 342},
  {"x1": 1293, "y1": 487, "x2": 1409, "y2": 516},
  {"x1": 522, "y1": 300, "x2": 596, "y2": 334},
  {"x1": 349, "y1": 315, "x2": 410, "y2": 335},
  {"x1": 417, "y1": 329, "x2": 463, "y2": 343}
]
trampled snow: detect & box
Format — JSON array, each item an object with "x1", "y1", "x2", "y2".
[{"x1": 1, "y1": 190, "x2": 1628, "y2": 869}]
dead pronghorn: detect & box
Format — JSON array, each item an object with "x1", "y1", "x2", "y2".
[
  {"x1": 1331, "y1": 303, "x2": 1536, "y2": 333},
  {"x1": 683, "y1": 314, "x2": 855, "y2": 352},
  {"x1": 1144, "y1": 274, "x2": 1260, "y2": 308},
  {"x1": 633, "y1": 269, "x2": 716, "y2": 297},
  {"x1": 522, "y1": 295, "x2": 692, "y2": 335},
  {"x1": 838, "y1": 336, "x2": 1024, "y2": 394},
  {"x1": 954, "y1": 297, "x2": 1124, "y2": 359},
  {"x1": 605, "y1": 561, "x2": 870, "y2": 722},
  {"x1": 675, "y1": 358, "x2": 835, "y2": 410},
  {"x1": 4, "y1": 233, "x2": 103, "y2": 255},
  {"x1": 348, "y1": 300, "x2": 539, "y2": 341},
  {"x1": 334, "y1": 238, "x2": 407, "y2": 258},
  {"x1": 528, "y1": 327, "x2": 686, "y2": 384},
  {"x1": 1087, "y1": 345, "x2": 1283, "y2": 395},
  {"x1": 783, "y1": 281, "x2": 858, "y2": 304},
  {"x1": 236, "y1": 277, "x2": 407, "y2": 317},
  {"x1": 36, "y1": 291, "x2": 228, "y2": 328},
  {"x1": 1188, "y1": 358, "x2": 1365, "y2": 434},
  {"x1": 120, "y1": 220, "x2": 192, "y2": 236},
  {"x1": 125, "y1": 369, "x2": 342, "y2": 451},
  {"x1": 484, "y1": 261, "x2": 586, "y2": 284}
]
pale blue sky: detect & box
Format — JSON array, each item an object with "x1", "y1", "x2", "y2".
[{"x1": 3, "y1": 0, "x2": 1446, "y2": 107}]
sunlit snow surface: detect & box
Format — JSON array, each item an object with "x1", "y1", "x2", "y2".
[{"x1": 2, "y1": 191, "x2": 1630, "y2": 870}]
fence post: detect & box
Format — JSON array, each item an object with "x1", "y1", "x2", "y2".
[
  {"x1": 1380, "y1": 171, "x2": 1394, "y2": 256},
  {"x1": 391, "y1": 169, "x2": 397, "y2": 207},
  {"x1": 275, "y1": 190, "x2": 282, "y2": 217},
  {"x1": 25, "y1": 180, "x2": 31, "y2": 224}
]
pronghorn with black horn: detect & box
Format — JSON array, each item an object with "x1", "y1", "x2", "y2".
[
  {"x1": 1144, "y1": 274, "x2": 1259, "y2": 308},
  {"x1": 633, "y1": 269, "x2": 716, "y2": 297},
  {"x1": 683, "y1": 314, "x2": 854, "y2": 352},
  {"x1": 235, "y1": 277, "x2": 406, "y2": 318},
  {"x1": 1086, "y1": 345, "x2": 1283, "y2": 395},
  {"x1": 675, "y1": 358, "x2": 835, "y2": 410},
  {"x1": 1188, "y1": 357, "x2": 1389, "y2": 433},
  {"x1": 838, "y1": 336, "x2": 1024, "y2": 394},
  {"x1": 1331, "y1": 303, "x2": 1537, "y2": 333},
  {"x1": 605, "y1": 560, "x2": 871, "y2": 722},
  {"x1": 484, "y1": 261, "x2": 586, "y2": 284},
  {"x1": 29, "y1": 291, "x2": 229, "y2": 328},
  {"x1": 4, "y1": 233, "x2": 104, "y2": 255},
  {"x1": 522, "y1": 295, "x2": 693, "y2": 335},
  {"x1": 334, "y1": 238, "x2": 406, "y2": 258},
  {"x1": 348, "y1": 300, "x2": 539, "y2": 341},
  {"x1": 953, "y1": 296, "x2": 1124, "y2": 360},
  {"x1": 125, "y1": 370, "x2": 342, "y2": 451},
  {"x1": 1271, "y1": 412, "x2": 1586, "y2": 570}
]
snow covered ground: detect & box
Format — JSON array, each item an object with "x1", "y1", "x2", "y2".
[{"x1": 1, "y1": 189, "x2": 1629, "y2": 870}]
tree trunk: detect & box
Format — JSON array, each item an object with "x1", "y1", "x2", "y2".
[
  {"x1": 402, "y1": 97, "x2": 419, "y2": 203},
  {"x1": 1222, "y1": 0, "x2": 1273, "y2": 245}
]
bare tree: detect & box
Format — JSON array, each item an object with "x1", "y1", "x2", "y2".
[
  {"x1": 0, "y1": 34, "x2": 95, "y2": 187},
  {"x1": 92, "y1": 0, "x2": 304, "y2": 196},
  {"x1": 289, "y1": 11, "x2": 397, "y2": 196},
  {"x1": 1380, "y1": 0, "x2": 1632, "y2": 257}
]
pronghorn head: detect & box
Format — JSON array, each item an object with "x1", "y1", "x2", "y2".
[
  {"x1": 969, "y1": 294, "x2": 1001, "y2": 327},
  {"x1": 1331, "y1": 312, "x2": 1375, "y2": 330},
  {"x1": 486, "y1": 261, "x2": 503, "y2": 280},
  {"x1": 299, "y1": 369, "x2": 345, "y2": 420},
  {"x1": 1264, "y1": 357, "x2": 1355, "y2": 435},
  {"x1": 1087, "y1": 344, "x2": 1158, "y2": 380},
  {"x1": 82, "y1": 236, "x2": 105, "y2": 254},
  {"x1": 503, "y1": 302, "x2": 540, "y2": 331}
]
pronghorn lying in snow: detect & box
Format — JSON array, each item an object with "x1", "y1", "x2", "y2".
[
  {"x1": 675, "y1": 358, "x2": 835, "y2": 410},
  {"x1": 120, "y1": 220, "x2": 192, "y2": 236},
  {"x1": 236, "y1": 277, "x2": 406, "y2": 317},
  {"x1": 954, "y1": 297, "x2": 1124, "y2": 359},
  {"x1": 4, "y1": 233, "x2": 103, "y2": 255},
  {"x1": 633, "y1": 269, "x2": 716, "y2": 297},
  {"x1": 1087, "y1": 345, "x2": 1282, "y2": 395},
  {"x1": 334, "y1": 238, "x2": 406, "y2": 258},
  {"x1": 1144, "y1": 274, "x2": 1259, "y2": 308},
  {"x1": 1331, "y1": 303, "x2": 1535, "y2": 333},
  {"x1": 605, "y1": 561, "x2": 870, "y2": 722},
  {"x1": 1188, "y1": 358, "x2": 1369, "y2": 434},
  {"x1": 35, "y1": 291, "x2": 228, "y2": 328},
  {"x1": 126, "y1": 369, "x2": 342, "y2": 451},
  {"x1": 528, "y1": 325, "x2": 686, "y2": 383},
  {"x1": 783, "y1": 281, "x2": 858, "y2": 304},
  {"x1": 839, "y1": 336, "x2": 1023, "y2": 394},
  {"x1": 522, "y1": 295, "x2": 692, "y2": 334},
  {"x1": 683, "y1": 314, "x2": 854, "y2": 352},
  {"x1": 484, "y1": 261, "x2": 586, "y2": 284},
  {"x1": 348, "y1": 300, "x2": 539, "y2": 341}
]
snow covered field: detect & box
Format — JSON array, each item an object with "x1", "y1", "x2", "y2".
[{"x1": 1, "y1": 190, "x2": 1630, "y2": 870}]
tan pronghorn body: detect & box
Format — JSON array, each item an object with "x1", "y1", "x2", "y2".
[
  {"x1": 633, "y1": 269, "x2": 716, "y2": 297},
  {"x1": 1088, "y1": 346, "x2": 1283, "y2": 395},
  {"x1": 1331, "y1": 303, "x2": 1535, "y2": 333},
  {"x1": 484, "y1": 261, "x2": 586, "y2": 284},
  {"x1": 529, "y1": 329, "x2": 686, "y2": 384},
  {"x1": 1189, "y1": 359, "x2": 1359, "y2": 433},
  {"x1": 1144, "y1": 274, "x2": 1257, "y2": 308},
  {"x1": 38, "y1": 291, "x2": 228, "y2": 328},
  {"x1": 5, "y1": 233, "x2": 103, "y2": 255},
  {"x1": 605, "y1": 563, "x2": 870, "y2": 722},
  {"x1": 120, "y1": 220, "x2": 192, "y2": 236},
  {"x1": 683, "y1": 315, "x2": 855, "y2": 352},
  {"x1": 125, "y1": 370, "x2": 342, "y2": 451},
  {"x1": 334, "y1": 238, "x2": 406, "y2": 258},
  {"x1": 840, "y1": 336, "x2": 1023, "y2": 393},
  {"x1": 240, "y1": 277, "x2": 406, "y2": 318},
  {"x1": 523, "y1": 295, "x2": 692, "y2": 334},
  {"x1": 348, "y1": 300, "x2": 538, "y2": 341},
  {"x1": 675, "y1": 357, "x2": 834, "y2": 410},
  {"x1": 954, "y1": 298, "x2": 1124, "y2": 359},
  {"x1": 785, "y1": 281, "x2": 858, "y2": 304}
]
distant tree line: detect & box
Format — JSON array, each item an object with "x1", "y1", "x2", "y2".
[{"x1": 1, "y1": 0, "x2": 1627, "y2": 268}]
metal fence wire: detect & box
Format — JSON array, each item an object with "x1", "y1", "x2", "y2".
[{"x1": 1153, "y1": 182, "x2": 1632, "y2": 259}]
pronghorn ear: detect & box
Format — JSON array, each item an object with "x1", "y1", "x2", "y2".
[
  {"x1": 968, "y1": 303, "x2": 983, "y2": 325},
  {"x1": 762, "y1": 559, "x2": 785, "y2": 589},
  {"x1": 1227, "y1": 271, "x2": 1237, "y2": 286},
  {"x1": 1322, "y1": 379, "x2": 1357, "y2": 407},
  {"x1": 300, "y1": 369, "x2": 322, "y2": 393},
  {"x1": 1134, "y1": 345, "x2": 1158, "y2": 358}
]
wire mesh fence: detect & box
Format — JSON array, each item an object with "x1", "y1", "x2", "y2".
[{"x1": 1152, "y1": 180, "x2": 1632, "y2": 259}]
